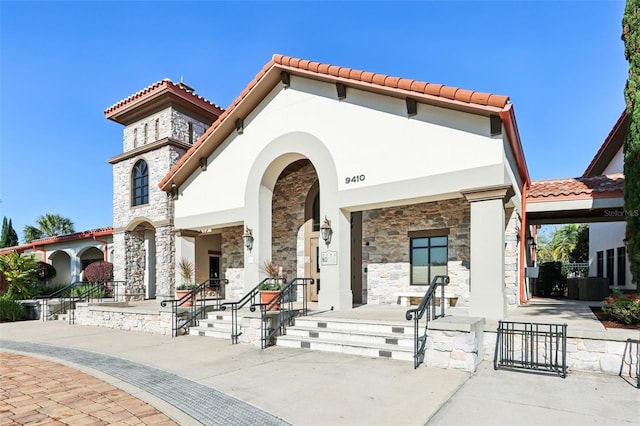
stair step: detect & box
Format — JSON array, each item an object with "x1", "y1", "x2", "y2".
[
  {"x1": 285, "y1": 326, "x2": 413, "y2": 347},
  {"x1": 293, "y1": 317, "x2": 413, "y2": 335},
  {"x1": 276, "y1": 334, "x2": 414, "y2": 361},
  {"x1": 189, "y1": 326, "x2": 232, "y2": 339}
]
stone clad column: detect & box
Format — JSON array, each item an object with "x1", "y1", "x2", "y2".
[{"x1": 462, "y1": 185, "x2": 514, "y2": 320}]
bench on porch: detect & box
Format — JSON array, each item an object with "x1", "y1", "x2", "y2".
[{"x1": 395, "y1": 292, "x2": 458, "y2": 308}]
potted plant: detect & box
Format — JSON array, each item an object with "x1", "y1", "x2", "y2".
[
  {"x1": 175, "y1": 258, "x2": 197, "y2": 307},
  {"x1": 259, "y1": 260, "x2": 284, "y2": 310}
]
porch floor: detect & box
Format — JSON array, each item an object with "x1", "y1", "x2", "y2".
[{"x1": 110, "y1": 296, "x2": 638, "y2": 338}]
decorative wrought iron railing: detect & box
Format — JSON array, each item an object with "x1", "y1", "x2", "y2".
[
  {"x1": 35, "y1": 280, "x2": 126, "y2": 322},
  {"x1": 161, "y1": 278, "x2": 228, "y2": 337},
  {"x1": 405, "y1": 275, "x2": 450, "y2": 369},
  {"x1": 620, "y1": 338, "x2": 640, "y2": 389},
  {"x1": 493, "y1": 320, "x2": 567, "y2": 378},
  {"x1": 220, "y1": 279, "x2": 270, "y2": 344},
  {"x1": 251, "y1": 278, "x2": 315, "y2": 349}
]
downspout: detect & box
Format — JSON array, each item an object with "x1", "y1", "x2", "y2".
[
  {"x1": 92, "y1": 233, "x2": 109, "y2": 262},
  {"x1": 519, "y1": 182, "x2": 528, "y2": 304}
]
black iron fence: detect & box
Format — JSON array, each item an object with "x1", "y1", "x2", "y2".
[{"x1": 494, "y1": 320, "x2": 567, "y2": 378}]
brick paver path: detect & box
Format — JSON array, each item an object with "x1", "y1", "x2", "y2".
[{"x1": 0, "y1": 352, "x2": 177, "y2": 425}]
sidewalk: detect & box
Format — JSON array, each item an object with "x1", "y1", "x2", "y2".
[{"x1": 1, "y1": 320, "x2": 638, "y2": 425}]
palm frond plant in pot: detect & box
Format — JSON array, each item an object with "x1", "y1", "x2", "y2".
[
  {"x1": 176, "y1": 257, "x2": 197, "y2": 307},
  {"x1": 259, "y1": 260, "x2": 284, "y2": 310}
]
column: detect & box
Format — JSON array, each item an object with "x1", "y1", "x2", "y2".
[{"x1": 462, "y1": 185, "x2": 514, "y2": 320}]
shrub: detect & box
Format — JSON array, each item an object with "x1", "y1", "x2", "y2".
[
  {"x1": 84, "y1": 261, "x2": 113, "y2": 282},
  {"x1": 71, "y1": 284, "x2": 104, "y2": 298},
  {"x1": 36, "y1": 262, "x2": 56, "y2": 283},
  {"x1": 0, "y1": 251, "x2": 37, "y2": 299},
  {"x1": 0, "y1": 295, "x2": 25, "y2": 321},
  {"x1": 32, "y1": 283, "x2": 70, "y2": 297},
  {"x1": 603, "y1": 289, "x2": 640, "y2": 325}
]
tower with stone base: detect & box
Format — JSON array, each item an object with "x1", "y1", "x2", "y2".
[{"x1": 105, "y1": 80, "x2": 222, "y2": 300}]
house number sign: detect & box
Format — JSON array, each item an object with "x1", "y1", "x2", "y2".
[
  {"x1": 320, "y1": 250, "x2": 337, "y2": 266},
  {"x1": 345, "y1": 174, "x2": 365, "y2": 184}
]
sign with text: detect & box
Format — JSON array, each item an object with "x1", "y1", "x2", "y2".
[{"x1": 320, "y1": 250, "x2": 337, "y2": 266}]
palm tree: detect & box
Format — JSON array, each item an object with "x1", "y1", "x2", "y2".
[{"x1": 23, "y1": 214, "x2": 75, "y2": 243}]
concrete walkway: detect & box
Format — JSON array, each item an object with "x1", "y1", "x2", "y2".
[{"x1": 1, "y1": 320, "x2": 639, "y2": 425}]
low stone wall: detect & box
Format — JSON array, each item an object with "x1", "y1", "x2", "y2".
[
  {"x1": 73, "y1": 303, "x2": 173, "y2": 336},
  {"x1": 425, "y1": 316, "x2": 485, "y2": 372},
  {"x1": 482, "y1": 327, "x2": 638, "y2": 375}
]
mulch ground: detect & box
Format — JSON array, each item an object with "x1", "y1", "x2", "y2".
[{"x1": 589, "y1": 306, "x2": 640, "y2": 330}]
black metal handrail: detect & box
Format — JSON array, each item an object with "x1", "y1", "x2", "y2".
[
  {"x1": 161, "y1": 278, "x2": 228, "y2": 337},
  {"x1": 620, "y1": 338, "x2": 640, "y2": 389},
  {"x1": 220, "y1": 279, "x2": 270, "y2": 344},
  {"x1": 35, "y1": 280, "x2": 126, "y2": 322},
  {"x1": 251, "y1": 277, "x2": 315, "y2": 349},
  {"x1": 405, "y1": 275, "x2": 450, "y2": 369}
]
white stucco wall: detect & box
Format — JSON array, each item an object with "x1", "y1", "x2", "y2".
[
  {"x1": 175, "y1": 76, "x2": 511, "y2": 223},
  {"x1": 589, "y1": 221, "x2": 631, "y2": 287},
  {"x1": 602, "y1": 147, "x2": 623, "y2": 175}
]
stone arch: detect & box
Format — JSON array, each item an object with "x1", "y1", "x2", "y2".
[{"x1": 123, "y1": 220, "x2": 157, "y2": 299}]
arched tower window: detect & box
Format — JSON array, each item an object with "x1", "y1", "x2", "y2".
[{"x1": 132, "y1": 160, "x2": 149, "y2": 206}]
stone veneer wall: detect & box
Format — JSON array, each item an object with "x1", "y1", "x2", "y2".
[
  {"x1": 271, "y1": 161, "x2": 318, "y2": 278},
  {"x1": 504, "y1": 209, "x2": 520, "y2": 309},
  {"x1": 221, "y1": 225, "x2": 244, "y2": 298},
  {"x1": 74, "y1": 304, "x2": 173, "y2": 335},
  {"x1": 123, "y1": 229, "x2": 146, "y2": 293},
  {"x1": 155, "y1": 225, "x2": 174, "y2": 300},
  {"x1": 362, "y1": 198, "x2": 471, "y2": 305}
]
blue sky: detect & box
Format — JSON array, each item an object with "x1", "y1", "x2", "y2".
[{"x1": 0, "y1": 0, "x2": 628, "y2": 244}]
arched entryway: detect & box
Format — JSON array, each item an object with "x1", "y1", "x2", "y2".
[{"x1": 49, "y1": 250, "x2": 71, "y2": 285}]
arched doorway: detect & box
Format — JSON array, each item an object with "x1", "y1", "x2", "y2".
[
  {"x1": 272, "y1": 159, "x2": 320, "y2": 300},
  {"x1": 79, "y1": 247, "x2": 104, "y2": 271},
  {"x1": 49, "y1": 250, "x2": 71, "y2": 285}
]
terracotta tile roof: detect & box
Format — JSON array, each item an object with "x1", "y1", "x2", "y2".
[
  {"x1": 104, "y1": 79, "x2": 224, "y2": 117},
  {"x1": 583, "y1": 111, "x2": 628, "y2": 177},
  {"x1": 272, "y1": 54, "x2": 510, "y2": 108},
  {"x1": 527, "y1": 174, "x2": 624, "y2": 201},
  {"x1": 159, "y1": 54, "x2": 523, "y2": 191},
  {"x1": 0, "y1": 227, "x2": 114, "y2": 255}
]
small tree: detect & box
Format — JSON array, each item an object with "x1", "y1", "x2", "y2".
[
  {"x1": 0, "y1": 217, "x2": 19, "y2": 248},
  {"x1": 0, "y1": 251, "x2": 38, "y2": 299},
  {"x1": 84, "y1": 261, "x2": 113, "y2": 282},
  {"x1": 623, "y1": 0, "x2": 640, "y2": 284},
  {"x1": 569, "y1": 225, "x2": 589, "y2": 263}
]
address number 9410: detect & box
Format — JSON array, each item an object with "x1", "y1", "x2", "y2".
[{"x1": 345, "y1": 174, "x2": 365, "y2": 184}]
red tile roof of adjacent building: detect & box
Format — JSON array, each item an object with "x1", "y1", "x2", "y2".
[
  {"x1": 0, "y1": 227, "x2": 113, "y2": 255},
  {"x1": 159, "y1": 54, "x2": 528, "y2": 191},
  {"x1": 527, "y1": 173, "x2": 624, "y2": 201},
  {"x1": 104, "y1": 79, "x2": 224, "y2": 121}
]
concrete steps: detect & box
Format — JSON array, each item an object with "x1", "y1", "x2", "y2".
[
  {"x1": 276, "y1": 316, "x2": 415, "y2": 362},
  {"x1": 189, "y1": 311, "x2": 234, "y2": 339}
]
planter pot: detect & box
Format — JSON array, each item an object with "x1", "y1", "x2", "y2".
[
  {"x1": 260, "y1": 290, "x2": 281, "y2": 311},
  {"x1": 175, "y1": 290, "x2": 194, "y2": 307}
]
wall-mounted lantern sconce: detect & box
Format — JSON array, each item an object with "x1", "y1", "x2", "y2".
[
  {"x1": 235, "y1": 118, "x2": 244, "y2": 135},
  {"x1": 336, "y1": 83, "x2": 347, "y2": 100},
  {"x1": 199, "y1": 157, "x2": 207, "y2": 171},
  {"x1": 243, "y1": 226, "x2": 254, "y2": 252},
  {"x1": 320, "y1": 216, "x2": 333, "y2": 247},
  {"x1": 169, "y1": 182, "x2": 179, "y2": 200},
  {"x1": 526, "y1": 235, "x2": 536, "y2": 250},
  {"x1": 623, "y1": 238, "x2": 628, "y2": 247}
]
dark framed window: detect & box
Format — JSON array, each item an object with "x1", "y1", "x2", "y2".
[
  {"x1": 409, "y1": 230, "x2": 448, "y2": 285},
  {"x1": 596, "y1": 251, "x2": 603, "y2": 277},
  {"x1": 132, "y1": 160, "x2": 149, "y2": 206},
  {"x1": 617, "y1": 247, "x2": 626, "y2": 286},
  {"x1": 606, "y1": 249, "x2": 615, "y2": 284}
]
